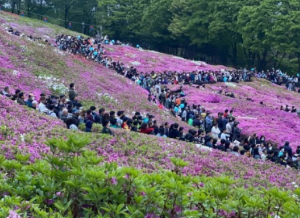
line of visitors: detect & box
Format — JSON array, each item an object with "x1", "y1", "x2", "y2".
[
  {"x1": 55, "y1": 34, "x2": 253, "y2": 84},
  {"x1": 256, "y1": 68, "x2": 300, "y2": 93}
]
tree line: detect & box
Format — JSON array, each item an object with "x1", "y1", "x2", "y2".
[{"x1": 1, "y1": 0, "x2": 300, "y2": 72}]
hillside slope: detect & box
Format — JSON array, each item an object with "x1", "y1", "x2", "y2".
[
  {"x1": 0, "y1": 11, "x2": 300, "y2": 189},
  {"x1": 178, "y1": 79, "x2": 300, "y2": 149},
  {"x1": 0, "y1": 12, "x2": 300, "y2": 218},
  {"x1": 0, "y1": 12, "x2": 190, "y2": 129}
]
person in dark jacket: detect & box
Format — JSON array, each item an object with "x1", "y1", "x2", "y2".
[
  {"x1": 85, "y1": 120, "x2": 93, "y2": 132},
  {"x1": 17, "y1": 92, "x2": 26, "y2": 105},
  {"x1": 283, "y1": 141, "x2": 293, "y2": 158},
  {"x1": 68, "y1": 83, "x2": 77, "y2": 102},
  {"x1": 164, "y1": 122, "x2": 169, "y2": 137},
  {"x1": 169, "y1": 123, "x2": 180, "y2": 139},
  {"x1": 232, "y1": 122, "x2": 241, "y2": 142},
  {"x1": 217, "y1": 113, "x2": 223, "y2": 131},
  {"x1": 205, "y1": 137, "x2": 213, "y2": 148},
  {"x1": 102, "y1": 120, "x2": 114, "y2": 136}
]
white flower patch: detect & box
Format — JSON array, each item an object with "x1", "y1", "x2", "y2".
[
  {"x1": 149, "y1": 50, "x2": 159, "y2": 54},
  {"x1": 237, "y1": 116, "x2": 258, "y2": 120},
  {"x1": 12, "y1": 70, "x2": 20, "y2": 76},
  {"x1": 173, "y1": 56, "x2": 184, "y2": 60},
  {"x1": 191, "y1": 61, "x2": 203, "y2": 66},
  {"x1": 20, "y1": 45, "x2": 27, "y2": 52},
  {"x1": 53, "y1": 49, "x2": 65, "y2": 56},
  {"x1": 131, "y1": 61, "x2": 141, "y2": 66},
  {"x1": 38, "y1": 75, "x2": 68, "y2": 93},
  {"x1": 20, "y1": 134, "x2": 25, "y2": 142},
  {"x1": 96, "y1": 93, "x2": 119, "y2": 103},
  {"x1": 36, "y1": 43, "x2": 46, "y2": 48},
  {"x1": 225, "y1": 82, "x2": 237, "y2": 87}
]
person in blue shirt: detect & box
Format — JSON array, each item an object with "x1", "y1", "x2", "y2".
[
  {"x1": 26, "y1": 94, "x2": 34, "y2": 108},
  {"x1": 93, "y1": 50, "x2": 98, "y2": 60}
]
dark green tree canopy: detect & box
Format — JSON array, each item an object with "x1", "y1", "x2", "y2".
[{"x1": 2, "y1": 0, "x2": 300, "y2": 72}]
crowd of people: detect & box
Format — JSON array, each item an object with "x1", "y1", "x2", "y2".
[
  {"x1": 55, "y1": 34, "x2": 253, "y2": 85},
  {"x1": 257, "y1": 68, "x2": 300, "y2": 93},
  {"x1": 2, "y1": 27, "x2": 300, "y2": 170},
  {"x1": 2, "y1": 84, "x2": 300, "y2": 170}
]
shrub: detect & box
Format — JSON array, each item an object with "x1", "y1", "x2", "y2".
[
  {"x1": 0, "y1": 134, "x2": 299, "y2": 218},
  {"x1": 92, "y1": 123, "x2": 103, "y2": 133},
  {"x1": 78, "y1": 122, "x2": 86, "y2": 131}
]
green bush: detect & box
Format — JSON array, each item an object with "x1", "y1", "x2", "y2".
[
  {"x1": 78, "y1": 122, "x2": 86, "y2": 131},
  {"x1": 92, "y1": 123, "x2": 103, "y2": 133},
  {"x1": 0, "y1": 134, "x2": 299, "y2": 218}
]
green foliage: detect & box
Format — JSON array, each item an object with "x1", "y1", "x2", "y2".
[
  {"x1": 78, "y1": 122, "x2": 86, "y2": 131},
  {"x1": 92, "y1": 123, "x2": 103, "y2": 133},
  {"x1": 0, "y1": 134, "x2": 299, "y2": 217}
]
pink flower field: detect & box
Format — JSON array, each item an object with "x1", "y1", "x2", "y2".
[
  {"x1": 105, "y1": 45, "x2": 228, "y2": 73},
  {"x1": 1, "y1": 12, "x2": 300, "y2": 192},
  {"x1": 1, "y1": 95, "x2": 300, "y2": 189},
  {"x1": 181, "y1": 80, "x2": 300, "y2": 150},
  {"x1": 0, "y1": 13, "x2": 190, "y2": 129},
  {"x1": 0, "y1": 95, "x2": 64, "y2": 161}
]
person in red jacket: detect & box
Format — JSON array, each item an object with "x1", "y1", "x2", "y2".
[{"x1": 140, "y1": 123, "x2": 154, "y2": 134}]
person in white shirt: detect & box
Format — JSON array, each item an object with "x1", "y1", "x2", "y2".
[
  {"x1": 32, "y1": 101, "x2": 38, "y2": 110},
  {"x1": 211, "y1": 123, "x2": 221, "y2": 139},
  {"x1": 226, "y1": 121, "x2": 233, "y2": 135},
  {"x1": 1, "y1": 86, "x2": 11, "y2": 97},
  {"x1": 38, "y1": 96, "x2": 49, "y2": 114},
  {"x1": 220, "y1": 129, "x2": 228, "y2": 141}
]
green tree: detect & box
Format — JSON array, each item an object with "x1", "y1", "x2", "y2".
[
  {"x1": 237, "y1": 0, "x2": 277, "y2": 69},
  {"x1": 270, "y1": 0, "x2": 300, "y2": 71}
]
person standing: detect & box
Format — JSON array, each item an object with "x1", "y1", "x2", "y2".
[{"x1": 68, "y1": 83, "x2": 78, "y2": 103}]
